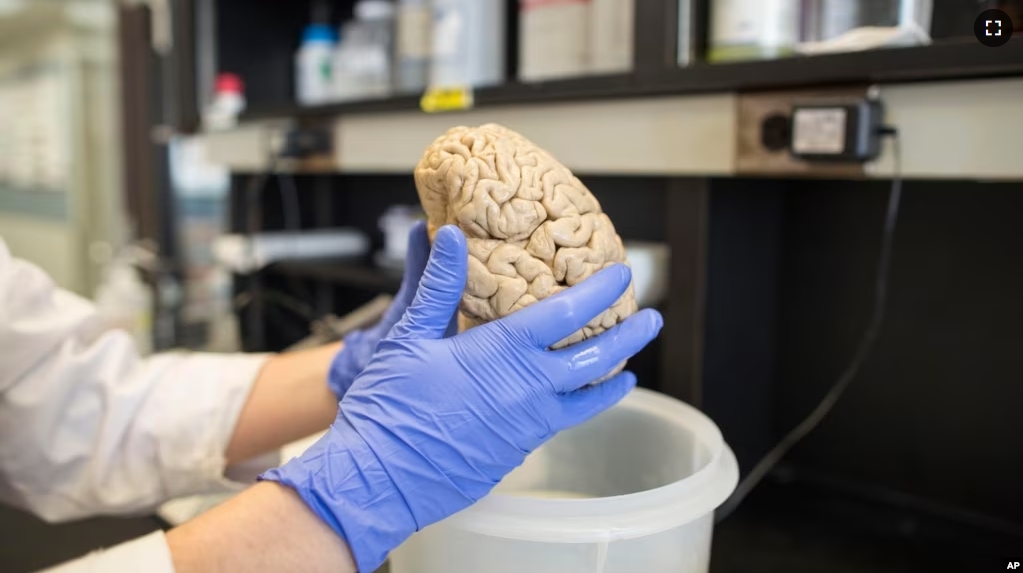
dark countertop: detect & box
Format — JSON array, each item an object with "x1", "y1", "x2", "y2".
[{"x1": 711, "y1": 479, "x2": 1020, "y2": 573}]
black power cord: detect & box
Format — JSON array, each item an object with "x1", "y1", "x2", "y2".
[{"x1": 716, "y1": 127, "x2": 903, "y2": 522}]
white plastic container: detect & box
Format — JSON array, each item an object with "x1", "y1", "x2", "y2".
[
  {"x1": 429, "y1": 0, "x2": 506, "y2": 89},
  {"x1": 295, "y1": 24, "x2": 338, "y2": 105},
  {"x1": 395, "y1": 0, "x2": 432, "y2": 93},
  {"x1": 519, "y1": 0, "x2": 590, "y2": 82},
  {"x1": 390, "y1": 387, "x2": 739, "y2": 573}
]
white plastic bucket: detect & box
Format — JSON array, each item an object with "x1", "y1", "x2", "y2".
[{"x1": 390, "y1": 387, "x2": 739, "y2": 573}]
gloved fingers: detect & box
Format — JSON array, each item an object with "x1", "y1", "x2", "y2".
[
  {"x1": 555, "y1": 371, "x2": 637, "y2": 430},
  {"x1": 443, "y1": 310, "x2": 460, "y2": 338},
  {"x1": 498, "y1": 264, "x2": 633, "y2": 349},
  {"x1": 391, "y1": 220, "x2": 431, "y2": 312},
  {"x1": 547, "y1": 308, "x2": 663, "y2": 393},
  {"x1": 387, "y1": 225, "x2": 467, "y2": 340}
]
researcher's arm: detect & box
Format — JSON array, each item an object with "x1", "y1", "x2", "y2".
[
  {"x1": 167, "y1": 482, "x2": 356, "y2": 573},
  {"x1": 224, "y1": 342, "x2": 339, "y2": 466},
  {"x1": 0, "y1": 239, "x2": 336, "y2": 522},
  {"x1": 0, "y1": 217, "x2": 435, "y2": 523},
  {"x1": 41, "y1": 482, "x2": 356, "y2": 573}
]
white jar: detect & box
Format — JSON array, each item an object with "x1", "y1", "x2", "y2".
[
  {"x1": 390, "y1": 388, "x2": 739, "y2": 573},
  {"x1": 430, "y1": 0, "x2": 505, "y2": 89},
  {"x1": 295, "y1": 24, "x2": 338, "y2": 105}
]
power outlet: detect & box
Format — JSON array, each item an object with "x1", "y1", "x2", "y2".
[
  {"x1": 279, "y1": 127, "x2": 333, "y2": 159},
  {"x1": 736, "y1": 87, "x2": 873, "y2": 177}
]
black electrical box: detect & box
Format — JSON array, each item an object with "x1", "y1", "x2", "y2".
[{"x1": 789, "y1": 99, "x2": 884, "y2": 162}]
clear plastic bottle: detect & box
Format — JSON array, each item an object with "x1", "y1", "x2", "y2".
[{"x1": 333, "y1": 0, "x2": 396, "y2": 100}]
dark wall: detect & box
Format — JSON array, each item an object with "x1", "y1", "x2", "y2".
[
  {"x1": 776, "y1": 179, "x2": 1023, "y2": 524},
  {"x1": 702, "y1": 180, "x2": 786, "y2": 472},
  {"x1": 706, "y1": 177, "x2": 1023, "y2": 526}
]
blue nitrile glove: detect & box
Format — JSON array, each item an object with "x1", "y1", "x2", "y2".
[
  {"x1": 327, "y1": 220, "x2": 457, "y2": 399},
  {"x1": 262, "y1": 225, "x2": 663, "y2": 573}
]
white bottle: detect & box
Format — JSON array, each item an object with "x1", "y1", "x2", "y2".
[
  {"x1": 429, "y1": 0, "x2": 505, "y2": 89},
  {"x1": 519, "y1": 0, "x2": 590, "y2": 82},
  {"x1": 589, "y1": 0, "x2": 634, "y2": 74},
  {"x1": 296, "y1": 24, "x2": 338, "y2": 105},
  {"x1": 395, "y1": 0, "x2": 432, "y2": 93},
  {"x1": 202, "y1": 73, "x2": 246, "y2": 131}
]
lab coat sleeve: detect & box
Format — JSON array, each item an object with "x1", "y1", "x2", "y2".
[
  {"x1": 40, "y1": 531, "x2": 175, "y2": 573},
  {"x1": 0, "y1": 239, "x2": 272, "y2": 522}
]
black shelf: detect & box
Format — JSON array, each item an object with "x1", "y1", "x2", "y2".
[
  {"x1": 241, "y1": 39, "x2": 1023, "y2": 123},
  {"x1": 268, "y1": 257, "x2": 403, "y2": 292}
]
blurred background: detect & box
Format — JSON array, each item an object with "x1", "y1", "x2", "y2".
[{"x1": 0, "y1": 0, "x2": 1021, "y2": 571}]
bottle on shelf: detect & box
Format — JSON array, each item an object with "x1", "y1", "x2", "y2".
[
  {"x1": 429, "y1": 0, "x2": 505, "y2": 89},
  {"x1": 395, "y1": 0, "x2": 432, "y2": 93},
  {"x1": 296, "y1": 24, "x2": 339, "y2": 106},
  {"x1": 202, "y1": 73, "x2": 246, "y2": 131},
  {"x1": 333, "y1": 0, "x2": 396, "y2": 101}
]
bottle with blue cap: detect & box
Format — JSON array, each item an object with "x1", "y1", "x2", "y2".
[{"x1": 296, "y1": 23, "x2": 338, "y2": 105}]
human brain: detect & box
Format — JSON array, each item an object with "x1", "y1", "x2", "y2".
[{"x1": 413, "y1": 123, "x2": 637, "y2": 354}]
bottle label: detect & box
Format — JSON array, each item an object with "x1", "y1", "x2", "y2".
[
  {"x1": 398, "y1": 5, "x2": 432, "y2": 58},
  {"x1": 420, "y1": 86, "x2": 474, "y2": 112}
]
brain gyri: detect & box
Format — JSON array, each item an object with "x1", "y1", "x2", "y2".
[{"x1": 414, "y1": 123, "x2": 638, "y2": 362}]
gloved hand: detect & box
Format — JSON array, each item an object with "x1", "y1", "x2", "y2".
[
  {"x1": 262, "y1": 225, "x2": 663, "y2": 573},
  {"x1": 327, "y1": 220, "x2": 452, "y2": 399}
]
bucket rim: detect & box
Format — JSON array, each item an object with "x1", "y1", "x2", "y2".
[{"x1": 438, "y1": 387, "x2": 740, "y2": 543}]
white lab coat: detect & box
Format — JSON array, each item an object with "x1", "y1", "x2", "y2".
[{"x1": 0, "y1": 239, "x2": 272, "y2": 572}]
